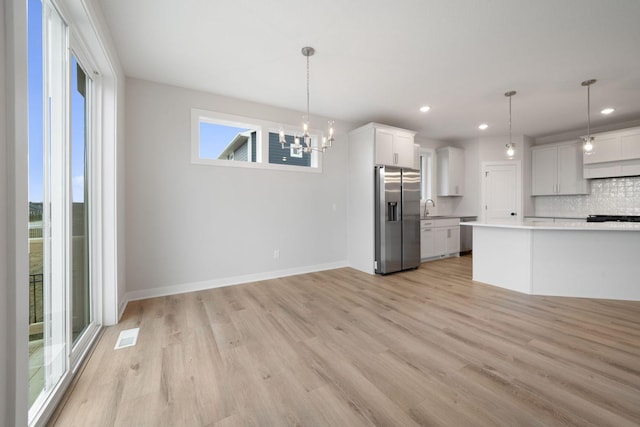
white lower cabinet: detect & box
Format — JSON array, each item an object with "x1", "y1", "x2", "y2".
[
  {"x1": 446, "y1": 226, "x2": 460, "y2": 254},
  {"x1": 421, "y1": 218, "x2": 460, "y2": 261}
]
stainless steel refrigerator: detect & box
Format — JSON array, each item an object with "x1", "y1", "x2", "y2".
[{"x1": 375, "y1": 166, "x2": 421, "y2": 274}]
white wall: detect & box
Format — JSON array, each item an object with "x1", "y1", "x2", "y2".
[
  {"x1": 1, "y1": 2, "x2": 8, "y2": 423},
  {"x1": 124, "y1": 78, "x2": 349, "y2": 300}
]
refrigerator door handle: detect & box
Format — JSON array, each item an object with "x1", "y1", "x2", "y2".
[{"x1": 388, "y1": 202, "x2": 398, "y2": 222}]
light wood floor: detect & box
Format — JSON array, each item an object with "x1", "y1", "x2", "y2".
[{"x1": 51, "y1": 255, "x2": 640, "y2": 426}]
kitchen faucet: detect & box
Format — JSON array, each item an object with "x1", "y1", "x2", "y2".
[{"x1": 424, "y1": 198, "x2": 435, "y2": 217}]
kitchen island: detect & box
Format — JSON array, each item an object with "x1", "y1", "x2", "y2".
[{"x1": 463, "y1": 220, "x2": 640, "y2": 301}]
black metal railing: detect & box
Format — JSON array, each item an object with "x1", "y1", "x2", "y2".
[
  {"x1": 29, "y1": 228, "x2": 43, "y2": 238},
  {"x1": 29, "y1": 273, "x2": 44, "y2": 324}
]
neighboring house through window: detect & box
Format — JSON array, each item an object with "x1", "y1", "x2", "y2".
[{"x1": 192, "y1": 109, "x2": 322, "y2": 172}]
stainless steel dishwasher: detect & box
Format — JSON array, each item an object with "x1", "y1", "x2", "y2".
[{"x1": 459, "y1": 217, "x2": 477, "y2": 254}]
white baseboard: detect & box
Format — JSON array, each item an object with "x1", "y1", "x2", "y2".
[
  {"x1": 120, "y1": 260, "x2": 348, "y2": 312},
  {"x1": 117, "y1": 298, "x2": 128, "y2": 322}
]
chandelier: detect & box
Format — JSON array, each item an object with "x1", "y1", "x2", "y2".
[
  {"x1": 505, "y1": 90, "x2": 516, "y2": 159},
  {"x1": 581, "y1": 79, "x2": 596, "y2": 155},
  {"x1": 279, "y1": 47, "x2": 335, "y2": 154}
]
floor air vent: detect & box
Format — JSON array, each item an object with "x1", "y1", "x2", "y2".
[{"x1": 114, "y1": 328, "x2": 140, "y2": 350}]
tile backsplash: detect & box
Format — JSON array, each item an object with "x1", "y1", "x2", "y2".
[{"x1": 534, "y1": 176, "x2": 640, "y2": 217}]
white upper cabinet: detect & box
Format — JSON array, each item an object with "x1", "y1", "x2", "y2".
[
  {"x1": 436, "y1": 146, "x2": 464, "y2": 196},
  {"x1": 583, "y1": 134, "x2": 619, "y2": 164},
  {"x1": 620, "y1": 130, "x2": 640, "y2": 159},
  {"x1": 583, "y1": 127, "x2": 640, "y2": 178},
  {"x1": 374, "y1": 128, "x2": 395, "y2": 165},
  {"x1": 413, "y1": 144, "x2": 420, "y2": 170},
  {"x1": 532, "y1": 141, "x2": 588, "y2": 196},
  {"x1": 532, "y1": 145, "x2": 557, "y2": 195},
  {"x1": 374, "y1": 126, "x2": 416, "y2": 169},
  {"x1": 557, "y1": 143, "x2": 588, "y2": 194}
]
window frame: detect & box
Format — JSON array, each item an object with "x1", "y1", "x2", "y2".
[{"x1": 191, "y1": 109, "x2": 324, "y2": 173}]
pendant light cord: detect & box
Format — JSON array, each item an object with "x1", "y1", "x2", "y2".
[
  {"x1": 306, "y1": 54, "x2": 310, "y2": 123},
  {"x1": 504, "y1": 90, "x2": 516, "y2": 157},
  {"x1": 505, "y1": 90, "x2": 516, "y2": 146},
  {"x1": 581, "y1": 79, "x2": 596, "y2": 145},
  {"x1": 587, "y1": 83, "x2": 591, "y2": 139}
]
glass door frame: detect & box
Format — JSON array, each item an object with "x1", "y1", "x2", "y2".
[
  {"x1": 67, "y1": 35, "x2": 102, "y2": 370},
  {"x1": 28, "y1": 1, "x2": 103, "y2": 425}
]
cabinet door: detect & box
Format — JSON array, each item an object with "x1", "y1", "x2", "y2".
[
  {"x1": 584, "y1": 134, "x2": 618, "y2": 164},
  {"x1": 394, "y1": 133, "x2": 414, "y2": 168},
  {"x1": 437, "y1": 147, "x2": 464, "y2": 196},
  {"x1": 531, "y1": 145, "x2": 557, "y2": 195},
  {"x1": 375, "y1": 128, "x2": 395, "y2": 166},
  {"x1": 557, "y1": 143, "x2": 587, "y2": 195},
  {"x1": 413, "y1": 144, "x2": 420, "y2": 170},
  {"x1": 433, "y1": 228, "x2": 447, "y2": 256},
  {"x1": 421, "y1": 227, "x2": 436, "y2": 259},
  {"x1": 446, "y1": 227, "x2": 460, "y2": 254},
  {"x1": 436, "y1": 149, "x2": 449, "y2": 196},
  {"x1": 450, "y1": 148, "x2": 465, "y2": 195},
  {"x1": 620, "y1": 130, "x2": 640, "y2": 160}
]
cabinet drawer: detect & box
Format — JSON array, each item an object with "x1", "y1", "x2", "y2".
[{"x1": 421, "y1": 218, "x2": 459, "y2": 227}]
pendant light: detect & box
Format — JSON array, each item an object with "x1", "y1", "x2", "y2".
[
  {"x1": 505, "y1": 91, "x2": 516, "y2": 159},
  {"x1": 279, "y1": 47, "x2": 335, "y2": 154},
  {"x1": 581, "y1": 79, "x2": 596, "y2": 155}
]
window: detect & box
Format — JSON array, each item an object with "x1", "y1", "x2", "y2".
[
  {"x1": 268, "y1": 132, "x2": 312, "y2": 166},
  {"x1": 192, "y1": 109, "x2": 322, "y2": 172},
  {"x1": 199, "y1": 122, "x2": 258, "y2": 162}
]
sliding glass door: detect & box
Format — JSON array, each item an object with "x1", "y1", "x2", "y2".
[
  {"x1": 28, "y1": 0, "x2": 99, "y2": 423},
  {"x1": 70, "y1": 54, "x2": 93, "y2": 347}
]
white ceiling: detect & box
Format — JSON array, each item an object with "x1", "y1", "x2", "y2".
[{"x1": 97, "y1": 0, "x2": 640, "y2": 142}]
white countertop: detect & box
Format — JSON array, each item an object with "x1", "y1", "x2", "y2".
[{"x1": 462, "y1": 220, "x2": 640, "y2": 231}]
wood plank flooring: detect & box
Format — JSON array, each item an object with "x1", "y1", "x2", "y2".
[{"x1": 51, "y1": 255, "x2": 640, "y2": 426}]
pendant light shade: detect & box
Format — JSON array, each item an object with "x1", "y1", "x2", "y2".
[
  {"x1": 581, "y1": 79, "x2": 596, "y2": 155},
  {"x1": 505, "y1": 91, "x2": 516, "y2": 159}
]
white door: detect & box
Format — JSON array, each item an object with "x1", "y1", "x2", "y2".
[{"x1": 483, "y1": 162, "x2": 520, "y2": 222}]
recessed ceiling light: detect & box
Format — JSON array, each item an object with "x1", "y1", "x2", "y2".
[
  {"x1": 419, "y1": 105, "x2": 431, "y2": 113},
  {"x1": 601, "y1": 107, "x2": 615, "y2": 115},
  {"x1": 478, "y1": 123, "x2": 489, "y2": 130}
]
